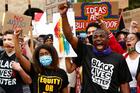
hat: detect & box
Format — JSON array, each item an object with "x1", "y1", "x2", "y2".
[
  {"x1": 39, "y1": 34, "x2": 47, "y2": 38},
  {"x1": 45, "y1": 34, "x2": 53, "y2": 41}
]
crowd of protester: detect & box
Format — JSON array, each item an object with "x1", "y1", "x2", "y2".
[{"x1": 0, "y1": 2, "x2": 139, "y2": 93}]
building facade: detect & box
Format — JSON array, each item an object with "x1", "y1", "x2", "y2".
[{"x1": 45, "y1": 0, "x2": 76, "y2": 23}]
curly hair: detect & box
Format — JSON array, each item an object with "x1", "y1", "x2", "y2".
[{"x1": 32, "y1": 44, "x2": 59, "y2": 74}]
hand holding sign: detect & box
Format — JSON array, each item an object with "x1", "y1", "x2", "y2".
[
  {"x1": 14, "y1": 27, "x2": 23, "y2": 37},
  {"x1": 94, "y1": 13, "x2": 104, "y2": 25},
  {"x1": 129, "y1": 21, "x2": 138, "y2": 33},
  {"x1": 94, "y1": 12, "x2": 110, "y2": 32}
]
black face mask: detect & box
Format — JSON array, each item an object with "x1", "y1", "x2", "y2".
[{"x1": 87, "y1": 35, "x2": 93, "y2": 44}]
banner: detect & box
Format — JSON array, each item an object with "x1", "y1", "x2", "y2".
[
  {"x1": 53, "y1": 10, "x2": 77, "y2": 57},
  {"x1": 0, "y1": 12, "x2": 3, "y2": 33},
  {"x1": 101, "y1": 0, "x2": 128, "y2": 9},
  {"x1": 123, "y1": 8, "x2": 140, "y2": 31},
  {"x1": 73, "y1": 2, "x2": 119, "y2": 34},
  {"x1": 2, "y1": 12, "x2": 32, "y2": 35}
]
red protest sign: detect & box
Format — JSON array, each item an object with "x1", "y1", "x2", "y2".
[{"x1": 74, "y1": 2, "x2": 119, "y2": 33}]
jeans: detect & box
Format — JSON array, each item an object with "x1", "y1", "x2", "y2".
[{"x1": 130, "y1": 87, "x2": 137, "y2": 93}]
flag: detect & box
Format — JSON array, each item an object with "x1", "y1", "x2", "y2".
[
  {"x1": 34, "y1": 12, "x2": 43, "y2": 22},
  {"x1": 118, "y1": 12, "x2": 125, "y2": 31},
  {"x1": 54, "y1": 18, "x2": 70, "y2": 55}
]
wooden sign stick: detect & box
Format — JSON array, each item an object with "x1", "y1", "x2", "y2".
[
  {"x1": 5, "y1": 0, "x2": 8, "y2": 12},
  {"x1": 29, "y1": 27, "x2": 34, "y2": 54},
  {"x1": 28, "y1": 0, "x2": 31, "y2": 9}
]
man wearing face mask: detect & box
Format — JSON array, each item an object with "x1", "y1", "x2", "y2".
[{"x1": 0, "y1": 30, "x2": 32, "y2": 93}]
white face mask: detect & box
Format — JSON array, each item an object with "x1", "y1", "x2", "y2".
[{"x1": 3, "y1": 34, "x2": 15, "y2": 53}]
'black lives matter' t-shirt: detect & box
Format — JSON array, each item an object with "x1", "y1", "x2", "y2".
[
  {"x1": 0, "y1": 51, "x2": 24, "y2": 93},
  {"x1": 74, "y1": 40, "x2": 132, "y2": 93},
  {"x1": 30, "y1": 66, "x2": 69, "y2": 93}
]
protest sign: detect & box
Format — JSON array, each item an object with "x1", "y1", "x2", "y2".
[
  {"x1": 101, "y1": 0, "x2": 128, "y2": 9},
  {"x1": 53, "y1": 10, "x2": 77, "y2": 57},
  {"x1": 2, "y1": 12, "x2": 32, "y2": 36},
  {"x1": 123, "y1": 8, "x2": 140, "y2": 32},
  {"x1": 73, "y1": 2, "x2": 119, "y2": 34},
  {"x1": 0, "y1": 12, "x2": 3, "y2": 33}
]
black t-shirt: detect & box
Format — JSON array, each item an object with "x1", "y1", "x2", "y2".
[
  {"x1": 30, "y1": 65, "x2": 69, "y2": 93},
  {"x1": 136, "y1": 58, "x2": 140, "y2": 79},
  {"x1": 75, "y1": 40, "x2": 132, "y2": 93},
  {"x1": 0, "y1": 51, "x2": 24, "y2": 93}
]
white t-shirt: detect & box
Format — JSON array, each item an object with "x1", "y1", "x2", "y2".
[
  {"x1": 126, "y1": 55, "x2": 140, "y2": 87},
  {"x1": 59, "y1": 57, "x2": 76, "y2": 88}
]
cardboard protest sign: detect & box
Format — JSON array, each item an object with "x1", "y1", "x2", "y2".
[
  {"x1": 123, "y1": 8, "x2": 140, "y2": 32},
  {"x1": 0, "y1": 12, "x2": 3, "y2": 33},
  {"x1": 2, "y1": 12, "x2": 32, "y2": 36},
  {"x1": 53, "y1": 10, "x2": 77, "y2": 57},
  {"x1": 73, "y1": 2, "x2": 119, "y2": 34},
  {"x1": 101, "y1": 0, "x2": 128, "y2": 9}
]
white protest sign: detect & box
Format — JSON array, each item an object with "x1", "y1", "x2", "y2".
[{"x1": 53, "y1": 10, "x2": 77, "y2": 57}]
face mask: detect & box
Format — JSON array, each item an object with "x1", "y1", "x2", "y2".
[
  {"x1": 39, "y1": 55, "x2": 52, "y2": 67},
  {"x1": 87, "y1": 35, "x2": 93, "y2": 44},
  {"x1": 127, "y1": 47, "x2": 135, "y2": 53}
]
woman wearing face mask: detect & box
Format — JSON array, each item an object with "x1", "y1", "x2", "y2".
[
  {"x1": 14, "y1": 29, "x2": 69, "y2": 93},
  {"x1": 123, "y1": 32, "x2": 140, "y2": 93},
  {"x1": 30, "y1": 45, "x2": 69, "y2": 93}
]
